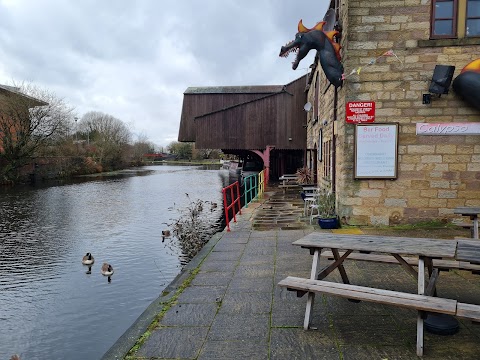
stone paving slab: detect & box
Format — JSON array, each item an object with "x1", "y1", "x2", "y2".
[
  {"x1": 207, "y1": 313, "x2": 271, "y2": 341},
  {"x1": 104, "y1": 186, "x2": 480, "y2": 360},
  {"x1": 160, "y1": 303, "x2": 219, "y2": 326},
  {"x1": 197, "y1": 340, "x2": 269, "y2": 360},
  {"x1": 136, "y1": 326, "x2": 209, "y2": 359}
]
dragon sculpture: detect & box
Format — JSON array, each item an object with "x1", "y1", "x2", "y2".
[
  {"x1": 279, "y1": 20, "x2": 344, "y2": 89},
  {"x1": 452, "y1": 58, "x2": 480, "y2": 111}
]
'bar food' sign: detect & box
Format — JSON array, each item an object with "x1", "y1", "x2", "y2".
[
  {"x1": 346, "y1": 101, "x2": 375, "y2": 123},
  {"x1": 354, "y1": 123, "x2": 398, "y2": 179}
]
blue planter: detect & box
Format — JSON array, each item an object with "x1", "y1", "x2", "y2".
[{"x1": 318, "y1": 217, "x2": 339, "y2": 229}]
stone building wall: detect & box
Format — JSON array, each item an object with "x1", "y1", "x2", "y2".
[{"x1": 310, "y1": 0, "x2": 480, "y2": 225}]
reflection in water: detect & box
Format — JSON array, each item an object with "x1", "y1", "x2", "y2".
[{"x1": 0, "y1": 165, "x2": 228, "y2": 360}]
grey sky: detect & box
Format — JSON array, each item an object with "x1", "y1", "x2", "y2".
[{"x1": 0, "y1": 0, "x2": 329, "y2": 148}]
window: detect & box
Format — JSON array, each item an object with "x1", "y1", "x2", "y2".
[
  {"x1": 431, "y1": 0, "x2": 480, "y2": 38},
  {"x1": 466, "y1": 0, "x2": 480, "y2": 36},
  {"x1": 431, "y1": 0, "x2": 458, "y2": 38},
  {"x1": 322, "y1": 139, "x2": 332, "y2": 181}
]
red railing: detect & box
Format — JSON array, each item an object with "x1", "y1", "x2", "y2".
[{"x1": 222, "y1": 181, "x2": 242, "y2": 231}]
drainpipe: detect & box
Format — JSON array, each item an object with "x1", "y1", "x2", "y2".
[{"x1": 332, "y1": 88, "x2": 337, "y2": 193}]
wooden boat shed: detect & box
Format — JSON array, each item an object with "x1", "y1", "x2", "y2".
[{"x1": 178, "y1": 75, "x2": 309, "y2": 183}]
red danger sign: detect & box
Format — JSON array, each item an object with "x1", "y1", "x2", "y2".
[{"x1": 346, "y1": 101, "x2": 375, "y2": 123}]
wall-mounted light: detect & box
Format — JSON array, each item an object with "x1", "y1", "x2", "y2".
[
  {"x1": 423, "y1": 65, "x2": 455, "y2": 105},
  {"x1": 429, "y1": 65, "x2": 455, "y2": 95}
]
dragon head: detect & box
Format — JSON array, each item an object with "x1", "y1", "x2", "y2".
[
  {"x1": 279, "y1": 20, "x2": 325, "y2": 70},
  {"x1": 279, "y1": 20, "x2": 327, "y2": 70},
  {"x1": 280, "y1": 19, "x2": 344, "y2": 88}
]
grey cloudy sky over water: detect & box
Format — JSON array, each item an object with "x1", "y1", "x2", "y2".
[{"x1": 0, "y1": 0, "x2": 328, "y2": 147}]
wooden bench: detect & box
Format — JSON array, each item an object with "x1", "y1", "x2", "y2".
[
  {"x1": 320, "y1": 251, "x2": 480, "y2": 273},
  {"x1": 278, "y1": 276, "x2": 458, "y2": 315},
  {"x1": 453, "y1": 221, "x2": 475, "y2": 238},
  {"x1": 456, "y1": 302, "x2": 480, "y2": 322}
]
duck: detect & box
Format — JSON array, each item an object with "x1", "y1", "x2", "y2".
[
  {"x1": 162, "y1": 230, "x2": 171, "y2": 237},
  {"x1": 82, "y1": 252, "x2": 95, "y2": 274},
  {"x1": 211, "y1": 202, "x2": 218, "y2": 210},
  {"x1": 101, "y1": 262, "x2": 114, "y2": 282},
  {"x1": 82, "y1": 252, "x2": 95, "y2": 265},
  {"x1": 162, "y1": 230, "x2": 171, "y2": 242}
]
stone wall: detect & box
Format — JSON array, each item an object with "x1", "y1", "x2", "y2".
[{"x1": 310, "y1": 0, "x2": 480, "y2": 225}]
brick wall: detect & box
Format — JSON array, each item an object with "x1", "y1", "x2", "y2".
[{"x1": 310, "y1": 0, "x2": 480, "y2": 225}]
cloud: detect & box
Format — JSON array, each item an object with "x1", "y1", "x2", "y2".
[{"x1": 0, "y1": 0, "x2": 329, "y2": 147}]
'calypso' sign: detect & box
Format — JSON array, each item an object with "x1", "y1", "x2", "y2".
[
  {"x1": 346, "y1": 102, "x2": 375, "y2": 124},
  {"x1": 416, "y1": 122, "x2": 480, "y2": 135}
]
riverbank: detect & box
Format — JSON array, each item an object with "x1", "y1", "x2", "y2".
[{"x1": 103, "y1": 186, "x2": 479, "y2": 360}]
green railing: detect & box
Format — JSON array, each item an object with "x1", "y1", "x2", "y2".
[{"x1": 243, "y1": 169, "x2": 265, "y2": 208}]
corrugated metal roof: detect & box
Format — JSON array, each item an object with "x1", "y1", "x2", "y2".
[{"x1": 184, "y1": 85, "x2": 285, "y2": 94}]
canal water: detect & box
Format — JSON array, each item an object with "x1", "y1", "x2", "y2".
[{"x1": 0, "y1": 165, "x2": 228, "y2": 360}]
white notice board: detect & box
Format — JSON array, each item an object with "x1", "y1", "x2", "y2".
[{"x1": 354, "y1": 123, "x2": 399, "y2": 179}]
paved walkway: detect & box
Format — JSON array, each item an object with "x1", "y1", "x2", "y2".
[{"x1": 104, "y1": 187, "x2": 480, "y2": 360}]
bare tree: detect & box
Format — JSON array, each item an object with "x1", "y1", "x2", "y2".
[
  {"x1": 78, "y1": 111, "x2": 132, "y2": 170},
  {"x1": 0, "y1": 83, "x2": 74, "y2": 182},
  {"x1": 130, "y1": 132, "x2": 155, "y2": 164}
]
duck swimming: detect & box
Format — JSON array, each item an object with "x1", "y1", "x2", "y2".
[
  {"x1": 162, "y1": 230, "x2": 171, "y2": 237},
  {"x1": 162, "y1": 230, "x2": 171, "y2": 242},
  {"x1": 82, "y1": 253, "x2": 95, "y2": 274},
  {"x1": 101, "y1": 263, "x2": 114, "y2": 282},
  {"x1": 82, "y1": 252, "x2": 94, "y2": 265}
]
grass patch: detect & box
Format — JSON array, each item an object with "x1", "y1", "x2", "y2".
[{"x1": 361, "y1": 219, "x2": 460, "y2": 230}]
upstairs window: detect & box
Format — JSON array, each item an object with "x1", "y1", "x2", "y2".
[
  {"x1": 431, "y1": 0, "x2": 480, "y2": 38},
  {"x1": 467, "y1": 0, "x2": 480, "y2": 36},
  {"x1": 431, "y1": 0, "x2": 458, "y2": 38}
]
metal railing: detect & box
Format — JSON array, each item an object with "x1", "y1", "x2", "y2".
[
  {"x1": 243, "y1": 173, "x2": 258, "y2": 208},
  {"x1": 243, "y1": 169, "x2": 266, "y2": 208},
  {"x1": 222, "y1": 170, "x2": 266, "y2": 231},
  {"x1": 257, "y1": 169, "x2": 265, "y2": 199},
  {"x1": 222, "y1": 181, "x2": 242, "y2": 232}
]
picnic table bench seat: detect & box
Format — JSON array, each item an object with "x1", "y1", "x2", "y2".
[
  {"x1": 278, "y1": 184, "x2": 300, "y2": 193},
  {"x1": 278, "y1": 276, "x2": 458, "y2": 315},
  {"x1": 456, "y1": 302, "x2": 480, "y2": 322},
  {"x1": 320, "y1": 250, "x2": 480, "y2": 273}
]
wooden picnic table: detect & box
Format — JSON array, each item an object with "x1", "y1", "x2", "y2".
[
  {"x1": 454, "y1": 206, "x2": 480, "y2": 239},
  {"x1": 456, "y1": 239, "x2": 480, "y2": 265},
  {"x1": 278, "y1": 233, "x2": 480, "y2": 356},
  {"x1": 278, "y1": 174, "x2": 298, "y2": 193},
  {"x1": 279, "y1": 174, "x2": 297, "y2": 185}
]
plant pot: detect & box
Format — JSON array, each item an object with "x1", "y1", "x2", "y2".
[{"x1": 318, "y1": 217, "x2": 339, "y2": 229}]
